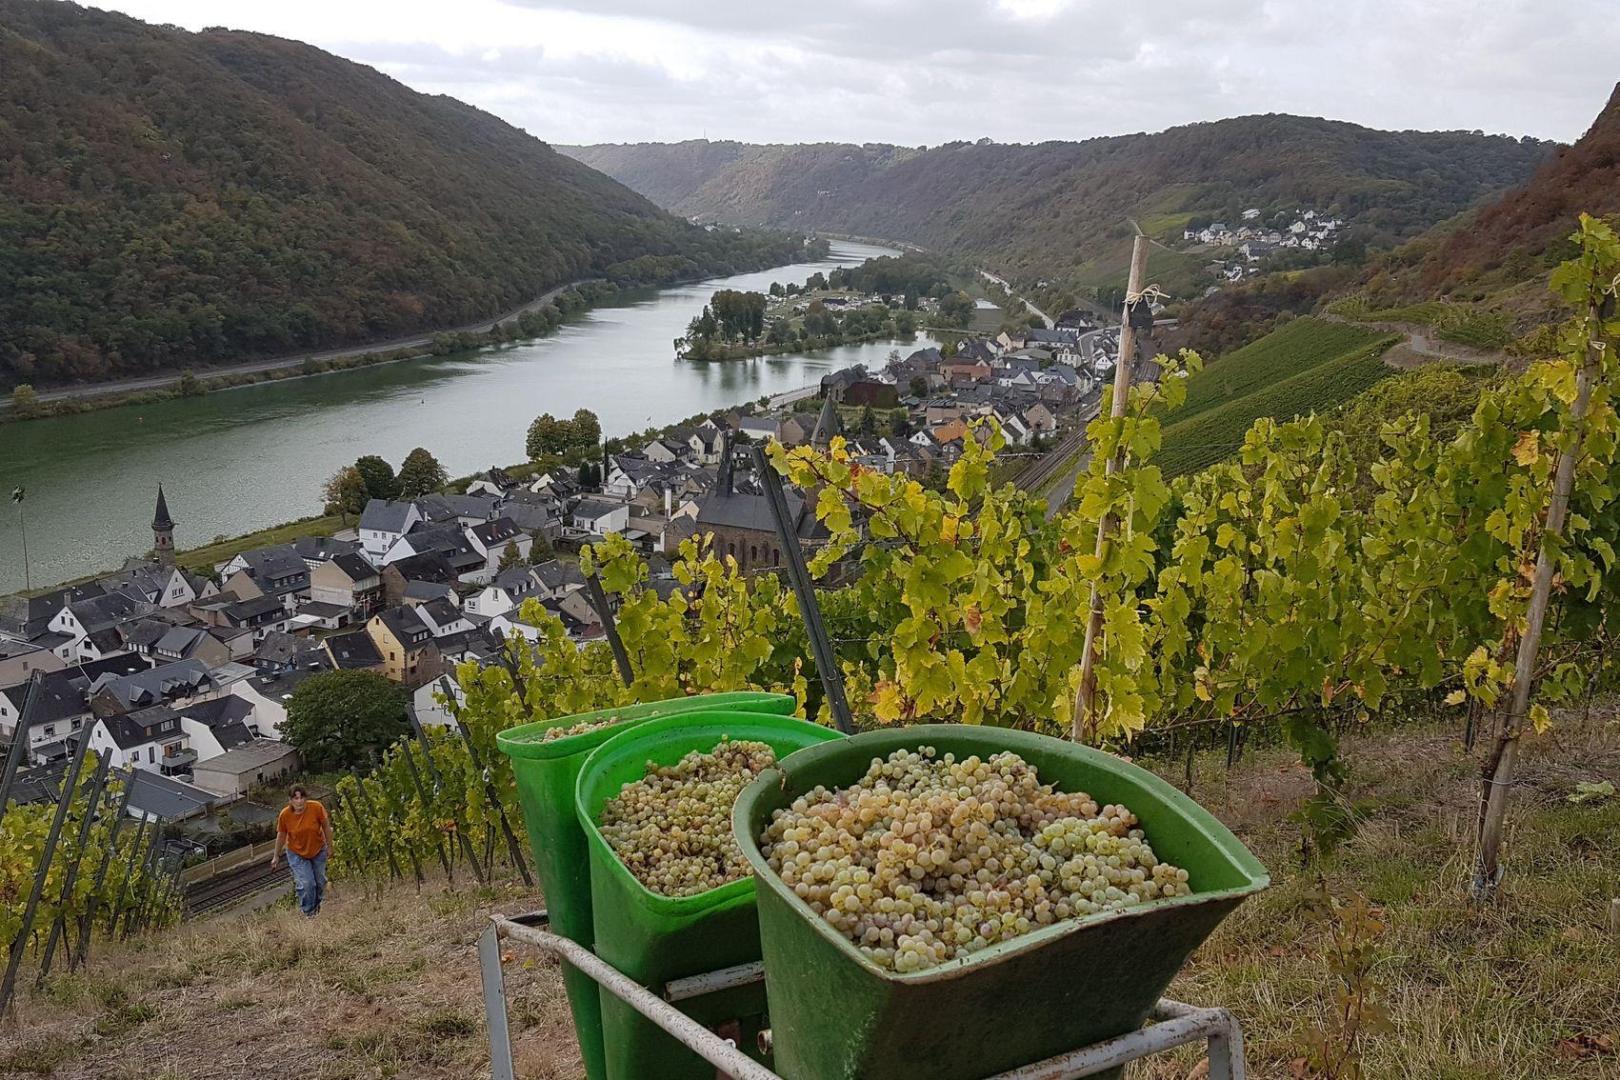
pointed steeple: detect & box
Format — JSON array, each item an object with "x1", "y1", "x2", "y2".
[
  {"x1": 152, "y1": 484, "x2": 173, "y2": 530},
  {"x1": 151, "y1": 484, "x2": 176, "y2": 568},
  {"x1": 811, "y1": 391, "x2": 842, "y2": 449}
]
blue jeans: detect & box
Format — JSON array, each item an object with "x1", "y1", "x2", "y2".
[{"x1": 286, "y1": 849, "x2": 327, "y2": 916}]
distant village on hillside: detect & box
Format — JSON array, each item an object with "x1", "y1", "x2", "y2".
[
  {"x1": 0, "y1": 318, "x2": 1120, "y2": 842},
  {"x1": 1179, "y1": 207, "x2": 1346, "y2": 283}
]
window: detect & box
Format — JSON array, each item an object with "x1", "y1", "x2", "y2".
[{"x1": 148, "y1": 747, "x2": 155, "y2": 763}]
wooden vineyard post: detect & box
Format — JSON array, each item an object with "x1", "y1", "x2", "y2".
[
  {"x1": 1073, "y1": 232, "x2": 1150, "y2": 742},
  {"x1": 1472, "y1": 291, "x2": 1605, "y2": 900}
]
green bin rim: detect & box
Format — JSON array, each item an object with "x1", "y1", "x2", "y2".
[
  {"x1": 495, "y1": 692, "x2": 796, "y2": 761},
  {"x1": 733, "y1": 724, "x2": 1270, "y2": 985},
  {"x1": 576, "y1": 711, "x2": 843, "y2": 918}
]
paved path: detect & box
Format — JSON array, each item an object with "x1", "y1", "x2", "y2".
[
  {"x1": 978, "y1": 269, "x2": 1053, "y2": 328},
  {"x1": 22, "y1": 280, "x2": 597, "y2": 406}
]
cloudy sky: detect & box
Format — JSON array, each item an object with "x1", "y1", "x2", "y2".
[{"x1": 93, "y1": 0, "x2": 1618, "y2": 147}]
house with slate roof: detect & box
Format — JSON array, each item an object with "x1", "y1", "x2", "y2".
[
  {"x1": 366, "y1": 607, "x2": 444, "y2": 686},
  {"x1": 86, "y1": 704, "x2": 195, "y2": 775},
  {"x1": 308, "y1": 551, "x2": 384, "y2": 619},
  {"x1": 359, "y1": 499, "x2": 422, "y2": 563},
  {"x1": 176, "y1": 696, "x2": 259, "y2": 761}
]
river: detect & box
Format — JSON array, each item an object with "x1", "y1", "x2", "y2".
[{"x1": 0, "y1": 241, "x2": 930, "y2": 594}]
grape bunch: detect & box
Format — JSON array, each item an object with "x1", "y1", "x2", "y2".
[
  {"x1": 759, "y1": 746, "x2": 1190, "y2": 973},
  {"x1": 539, "y1": 715, "x2": 624, "y2": 742},
  {"x1": 599, "y1": 738, "x2": 778, "y2": 897}
]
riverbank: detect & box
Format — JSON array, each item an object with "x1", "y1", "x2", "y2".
[
  {"x1": 1, "y1": 279, "x2": 623, "y2": 424},
  {"x1": 0, "y1": 240, "x2": 923, "y2": 593}
]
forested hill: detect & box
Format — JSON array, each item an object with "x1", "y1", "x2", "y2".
[
  {"x1": 1380, "y1": 82, "x2": 1620, "y2": 302},
  {"x1": 0, "y1": 1, "x2": 807, "y2": 388},
  {"x1": 564, "y1": 119, "x2": 1554, "y2": 290}
]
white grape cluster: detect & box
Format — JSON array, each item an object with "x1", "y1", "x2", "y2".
[
  {"x1": 540, "y1": 716, "x2": 623, "y2": 742},
  {"x1": 600, "y1": 738, "x2": 777, "y2": 897},
  {"x1": 759, "y1": 746, "x2": 1191, "y2": 972}
]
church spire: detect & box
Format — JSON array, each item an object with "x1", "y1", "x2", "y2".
[
  {"x1": 152, "y1": 484, "x2": 173, "y2": 530},
  {"x1": 152, "y1": 484, "x2": 176, "y2": 567}
]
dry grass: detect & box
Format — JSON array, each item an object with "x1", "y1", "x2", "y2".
[
  {"x1": 1, "y1": 714, "x2": 1615, "y2": 1080},
  {"x1": 1137, "y1": 712, "x2": 1620, "y2": 1079},
  {"x1": 0, "y1": 883, "x2": 580, "y2": 1080}
]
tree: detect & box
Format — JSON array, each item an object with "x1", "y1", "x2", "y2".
[
  {"x1": 572, "y1": 409, "x2": 602, "y2": 447},
  {"x1": 354, "y1": 455, "x2": 400, "y2": 501},
  {"x1": 176, "y1": 371, "x2": 204, "y2": 397},
  {"x1": 397, "y1": 447, "x2": 447, "y2": 497},
  {"x1": 909, "y1": 376, "x2": 929, "y2": 398},
  {"x1": 939, "y1": 290, "x2": 975, "y2": 327},
  {"x1": 9, "y1": 384, "x2": 38, "y2": 418},
  {"x1": 281, "y1": 670, "x2": 409, "y2": 771},
  {"x1": 498, "y1": 542, "x2": 525, "y2": 571},
  {"x1": 322, "y1": 466, "x2": 368, "y2": 519},
  {"x1": 528, "y1": 413, "x2": 568, "y2": 459},
  {"x1": 857, "y1": 406, "x2": 878, "y2": 438}
]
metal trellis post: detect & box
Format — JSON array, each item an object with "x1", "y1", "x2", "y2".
[
  {"x1": 73, "y1": 766, "x2": 138, "y2": 969},
  {"x1": 0, "y1": 729, "x2": 91, "y2": 1014},
  {"x1": 750, "y1": 444, "x2": 854, "y2": 733},
  {"x1": 37, "y1": 752, "x2": 111, "y2": 985}
]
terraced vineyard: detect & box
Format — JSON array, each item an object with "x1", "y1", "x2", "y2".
[{"x1": 1159, "y1": 317, "x2": 1397, "y2": 476}]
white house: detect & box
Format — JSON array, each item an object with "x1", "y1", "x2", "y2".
[
  {"x1": 415, "y1": 598, "x2": 473, "y2": 639},
  {"x1": 175, "y1": 696, "x2": 258, "y2": 762},
  {"x1": 87, "y1": 705, "x2": 193, "y2": 774},
  {"x1": 571, "y1": 498, "x2": 630, "y2": 537},
  {"x1": 359, "y1": 499, "x2": 422, "y2": 563},
  {"x1": 414, "y1": 676, "x2": 465, "y2": 730},
  {"x1": 466, "y1": 518, "x2": 531, "y2": 581}
]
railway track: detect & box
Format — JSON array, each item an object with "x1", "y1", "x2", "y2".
[{"x1": 184, "y1": 860, "x2": 292, "y2": 917}]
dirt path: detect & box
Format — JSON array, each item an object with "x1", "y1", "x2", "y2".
[{"x1": 1319, "y1": 312, "x2": 1507, "y2": 368}]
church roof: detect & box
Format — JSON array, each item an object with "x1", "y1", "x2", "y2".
[{"x1": 152, "y1": 485, "x2": 174, "y2": 530}]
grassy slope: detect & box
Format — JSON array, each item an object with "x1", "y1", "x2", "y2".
[
  {"x1": 1159, "y1": 318, "x2": 1396, "y2": 477},
  {"x1": 2, "y1": 713, "x2": 1614, "y2": 1079}
]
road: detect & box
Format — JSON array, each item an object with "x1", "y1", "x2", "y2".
[
  {"x1": 977, "y1": 269, "x2": 1053, "y2": 329},
  {"x1": 22, "y1": 279, "x2": 599, "y2": 407}
]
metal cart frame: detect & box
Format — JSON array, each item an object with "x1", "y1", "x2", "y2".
[{"x1": 481, "y1": 912, "x2": 1247, "y2": 1080}]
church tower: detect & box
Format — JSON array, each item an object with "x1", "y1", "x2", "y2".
[{"x1": 152, "y1": 485, "x2": 176, "y2": 568}]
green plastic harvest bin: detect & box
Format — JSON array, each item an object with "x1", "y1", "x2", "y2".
[
  {"x1": 576, "y1": 711, "x2": 843, "y2": 1080},
  {"x1": 495, "y1": 692, "x2": 794, "y2": 1080},
  {"x1": 733, "y1": 725, "x2": 1270, "y2": 1080}
]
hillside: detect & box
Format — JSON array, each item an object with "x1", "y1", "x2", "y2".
[
  {"x1": 2, "y1": 712, "x2": 1613, "y2": 1079},
  {"x1": 0, "y1": 1, "x2": 806, "y2": 388},
  {"x1": 1366, "y1": 82, "x2": 1620, "y2": 307},
  {"x1": 563, "y1": 120, "x2": 1554, "y2": 301},
  {"x1": 1157, "y1": 317, "x2": 1396, "y2": 476}
]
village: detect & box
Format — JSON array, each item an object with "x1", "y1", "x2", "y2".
[
  {"x1": 0, "y1": 319, "x2": 1107, "y2": 857},
  {"x1": 1180, "y1": 207, "x2": 1346, "y2": 282}
]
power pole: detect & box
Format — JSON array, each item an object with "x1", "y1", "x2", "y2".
[{"x1": 1073, "y1": 232, "x2": 1150, "y2": 743}]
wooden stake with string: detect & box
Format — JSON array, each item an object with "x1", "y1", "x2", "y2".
[{"x1": 1073, "y1": 231, "x2": 1151, "y2": 743}]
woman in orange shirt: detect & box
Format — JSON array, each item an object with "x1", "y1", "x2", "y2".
[{"x1": 272, "y1": 784, "x2": 333, "y2": 916}]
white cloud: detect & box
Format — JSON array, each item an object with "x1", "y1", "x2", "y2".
[{"x1": 86, "y1": 0, "x2": 1618, "y2": 145}]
